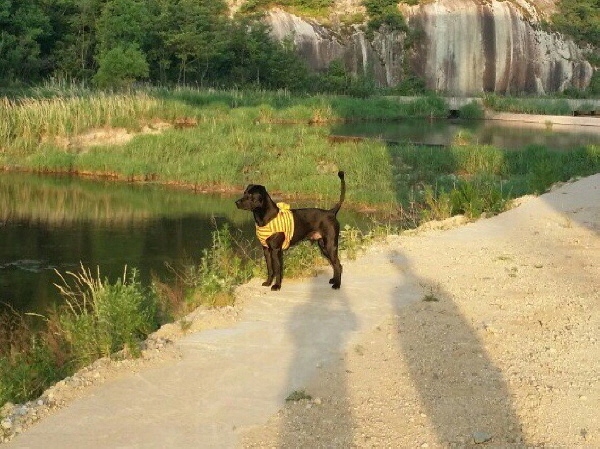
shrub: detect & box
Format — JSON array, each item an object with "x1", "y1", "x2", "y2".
[
  {"x1": 449, "y1": 175, "x2": 508, "y2": 218},
  {"x1": 181, "y1": 225, "x2": 257, "y2": 307},
  {"x1": 54, "y1": 266, "x2": 159, "y2": 367},
  {"x1": 0, "y1": 310, "x2": 64, "y2": 405},
  {"x1": 93, "y1": 44, "x2": 149, "y2": 89}
]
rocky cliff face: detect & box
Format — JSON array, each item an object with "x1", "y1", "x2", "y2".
[
  {"x1": 266, "y1": 9, "x2": 407, "y2": 89},
  {"x1": 264, "y1": 0, "x2": 593, "y2": 95}
]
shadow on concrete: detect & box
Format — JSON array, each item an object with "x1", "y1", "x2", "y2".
[{"x1": 278, "y1": 276, "x2": 357, "y2": 447}]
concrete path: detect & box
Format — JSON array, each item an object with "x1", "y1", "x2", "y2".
[{"x1": 7, "y1": 244, "x2": 423, "y2": 448}]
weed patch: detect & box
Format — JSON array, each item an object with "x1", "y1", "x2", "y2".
[{"x1": 286, "y1": 389, "x2": 312, "y2": 402}]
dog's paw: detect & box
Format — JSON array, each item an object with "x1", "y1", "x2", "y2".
[
  {"x1": 262, "y1": 280, "x2": 273, "y2": 287},
  {"x1": 271, "y1": 284, "x2": 281, "y2": 291},
  {"x1": 331, "y1": 282, "x2": 341, "y2": 289},
  {"x1": 328, "y1": 278, "x2": 335, "y2": 284}
]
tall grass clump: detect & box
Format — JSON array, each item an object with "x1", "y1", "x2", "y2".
[
  {"x1": 450, "y1": 144, "x2": 505, "y2": 175},
  {"x1": 53, "y1": 266, "x2": 159, "y2": 367},
  {"x1": 483, "y1": 94, "x2": 572, "y2": 115},
  {"x1": 178, "y1": 225, "x2": 257, "y2": 308},
  {"x1": 0, "y1": 310, "x2": 64, "y2": 405},
  {"x1": 458, "y1": 100, "x2": 485, "y2": 119},
  {"x1": 0, "y1": 92, "x2": 195, "y2": 156},
  {"x1": 421, "y1": 175, "x2": 508, "y2": 221}
]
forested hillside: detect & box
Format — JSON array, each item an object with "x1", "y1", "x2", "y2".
[{"x1": 0, "y1": 0, "x2": 597, "y2": 93}]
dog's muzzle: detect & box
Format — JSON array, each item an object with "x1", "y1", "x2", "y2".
[{"x1": 235, "y1": 198, "x2": 250, "y2": 210}]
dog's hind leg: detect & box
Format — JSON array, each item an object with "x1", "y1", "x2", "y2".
[{"x1": 318, "y1": 237, "x2": 342, "y2": 289}]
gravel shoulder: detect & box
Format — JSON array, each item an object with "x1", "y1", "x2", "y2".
[{"x1": 2, "y1": 174, "x2": 599, "y2": 448}]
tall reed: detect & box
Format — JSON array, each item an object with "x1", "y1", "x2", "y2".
[
  {"x1": 53, "y1": 265, "x2": 159, "y2": 367},
  {"x1": 483, "y1": 94, "x2": 573, "y2": 115}
]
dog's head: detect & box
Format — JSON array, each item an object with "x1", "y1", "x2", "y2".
[{"x1": 235, "y1": 184, "x2": 268, "y2": 211}]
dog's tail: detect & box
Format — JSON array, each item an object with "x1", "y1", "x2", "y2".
[{"x1": 330, "y1": 171, "x2": 345, "y2": 215}]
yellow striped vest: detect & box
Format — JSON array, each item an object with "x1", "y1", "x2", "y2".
[{"x1": 255, "y1": 203, "x2": 295, "y2": 249}]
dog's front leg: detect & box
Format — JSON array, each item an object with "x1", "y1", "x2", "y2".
[
  {"x1": 266, "y1": 233, "x2": 285, "y2": 291},
  {"x1": 262, "y1": 246, "x2": 274, "y2": 286}
]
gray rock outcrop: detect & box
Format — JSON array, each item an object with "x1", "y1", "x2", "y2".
[{"x1": 264, "y1": 0, "x2": 593, "y2": 95}]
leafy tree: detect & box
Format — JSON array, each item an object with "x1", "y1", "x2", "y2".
[
  {"x1": 363, "y1": 0, "x2": 409, "y2": 34},
  {"x1": 143, "y1": 0, "x2": 174, "y2": 84},
  {"x1": 217, "y1": 19, "x2": 309, "y2": 89},
  {"x1": 96, "y1": 0, "x2": 151, "y2": 52},
  {"x1": 552, "y1": 0, "x2": 600, "y2": 48},
  {"x1": 93, "y1": 44, "x2": 149, "y2": 88},
  {"x1": 0, "y1": 0, "x2": 51, "y2": 81},
  {"x1": 52, "y1": 0, "x2": 105, "y2": 80},
  {"x1": 313, "y1": 60, "x2": 350, "y2": 93},
  {"x1": 160, "y1": 0, "x2": 229, "y2": 84}
]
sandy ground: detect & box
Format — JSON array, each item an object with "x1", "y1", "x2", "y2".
[
  {"x1": 2, "y1": 174, "x2": 598, "y2": 448},
  {"x1": 242, "y1": 174, "x2": 600, "y2": 448}
]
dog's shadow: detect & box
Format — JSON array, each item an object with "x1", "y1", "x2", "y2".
[{"x1": 278, "y1": 276, "x2": 357, "y2": 446}]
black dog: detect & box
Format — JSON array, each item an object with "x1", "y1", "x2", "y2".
[{"x1": 236, "y1": 171, "x2": 345, "y2": 291}]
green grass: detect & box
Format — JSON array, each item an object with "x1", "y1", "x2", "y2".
[
  {"x1": 482, "y1": 94, "x2": 573, "y2": 115},
  {"x1": 390, "y1": 143, "x2": 599, "y2": 219},
  {"x1": 2, "y1": 87, "x2": 598, "y2": 217},
  {"x1": 0, "y1": 89, "x2": 449, "y2": 215}
]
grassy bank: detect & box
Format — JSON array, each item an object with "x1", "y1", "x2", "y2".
[{"x1": 2, "y1": 88, "x2": 598, "y2": 213}]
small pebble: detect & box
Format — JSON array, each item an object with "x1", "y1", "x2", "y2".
[{"x1": 473, "y1": 431, "x2": 493, "y2": 444}]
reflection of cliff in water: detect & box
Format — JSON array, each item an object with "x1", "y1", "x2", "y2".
[{"x1": 332, "y1": 118, "x2": 600, "y2": 150}]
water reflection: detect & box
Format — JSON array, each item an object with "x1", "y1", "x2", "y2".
[
  {"x1": 0, "y1": 173, "x2": 368, "y2": 314},
  {"x1": 0, "y1": 174, "x2": 247, "y2": 313},
  {"x1": 332, "y1": 118, "x2": 600, "y2": 150}
]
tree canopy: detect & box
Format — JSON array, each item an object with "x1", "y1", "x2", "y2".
[{"x1": 0, "y1": 0, "x2": 316, "y2": 89}]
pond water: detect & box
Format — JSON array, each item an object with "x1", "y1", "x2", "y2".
[
  {"x1": 332, "y1": 118, "x2": 600, "y2": 150},
  {"x1": 0, "y1": 173, "x2": 369, "y2": 314}
]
